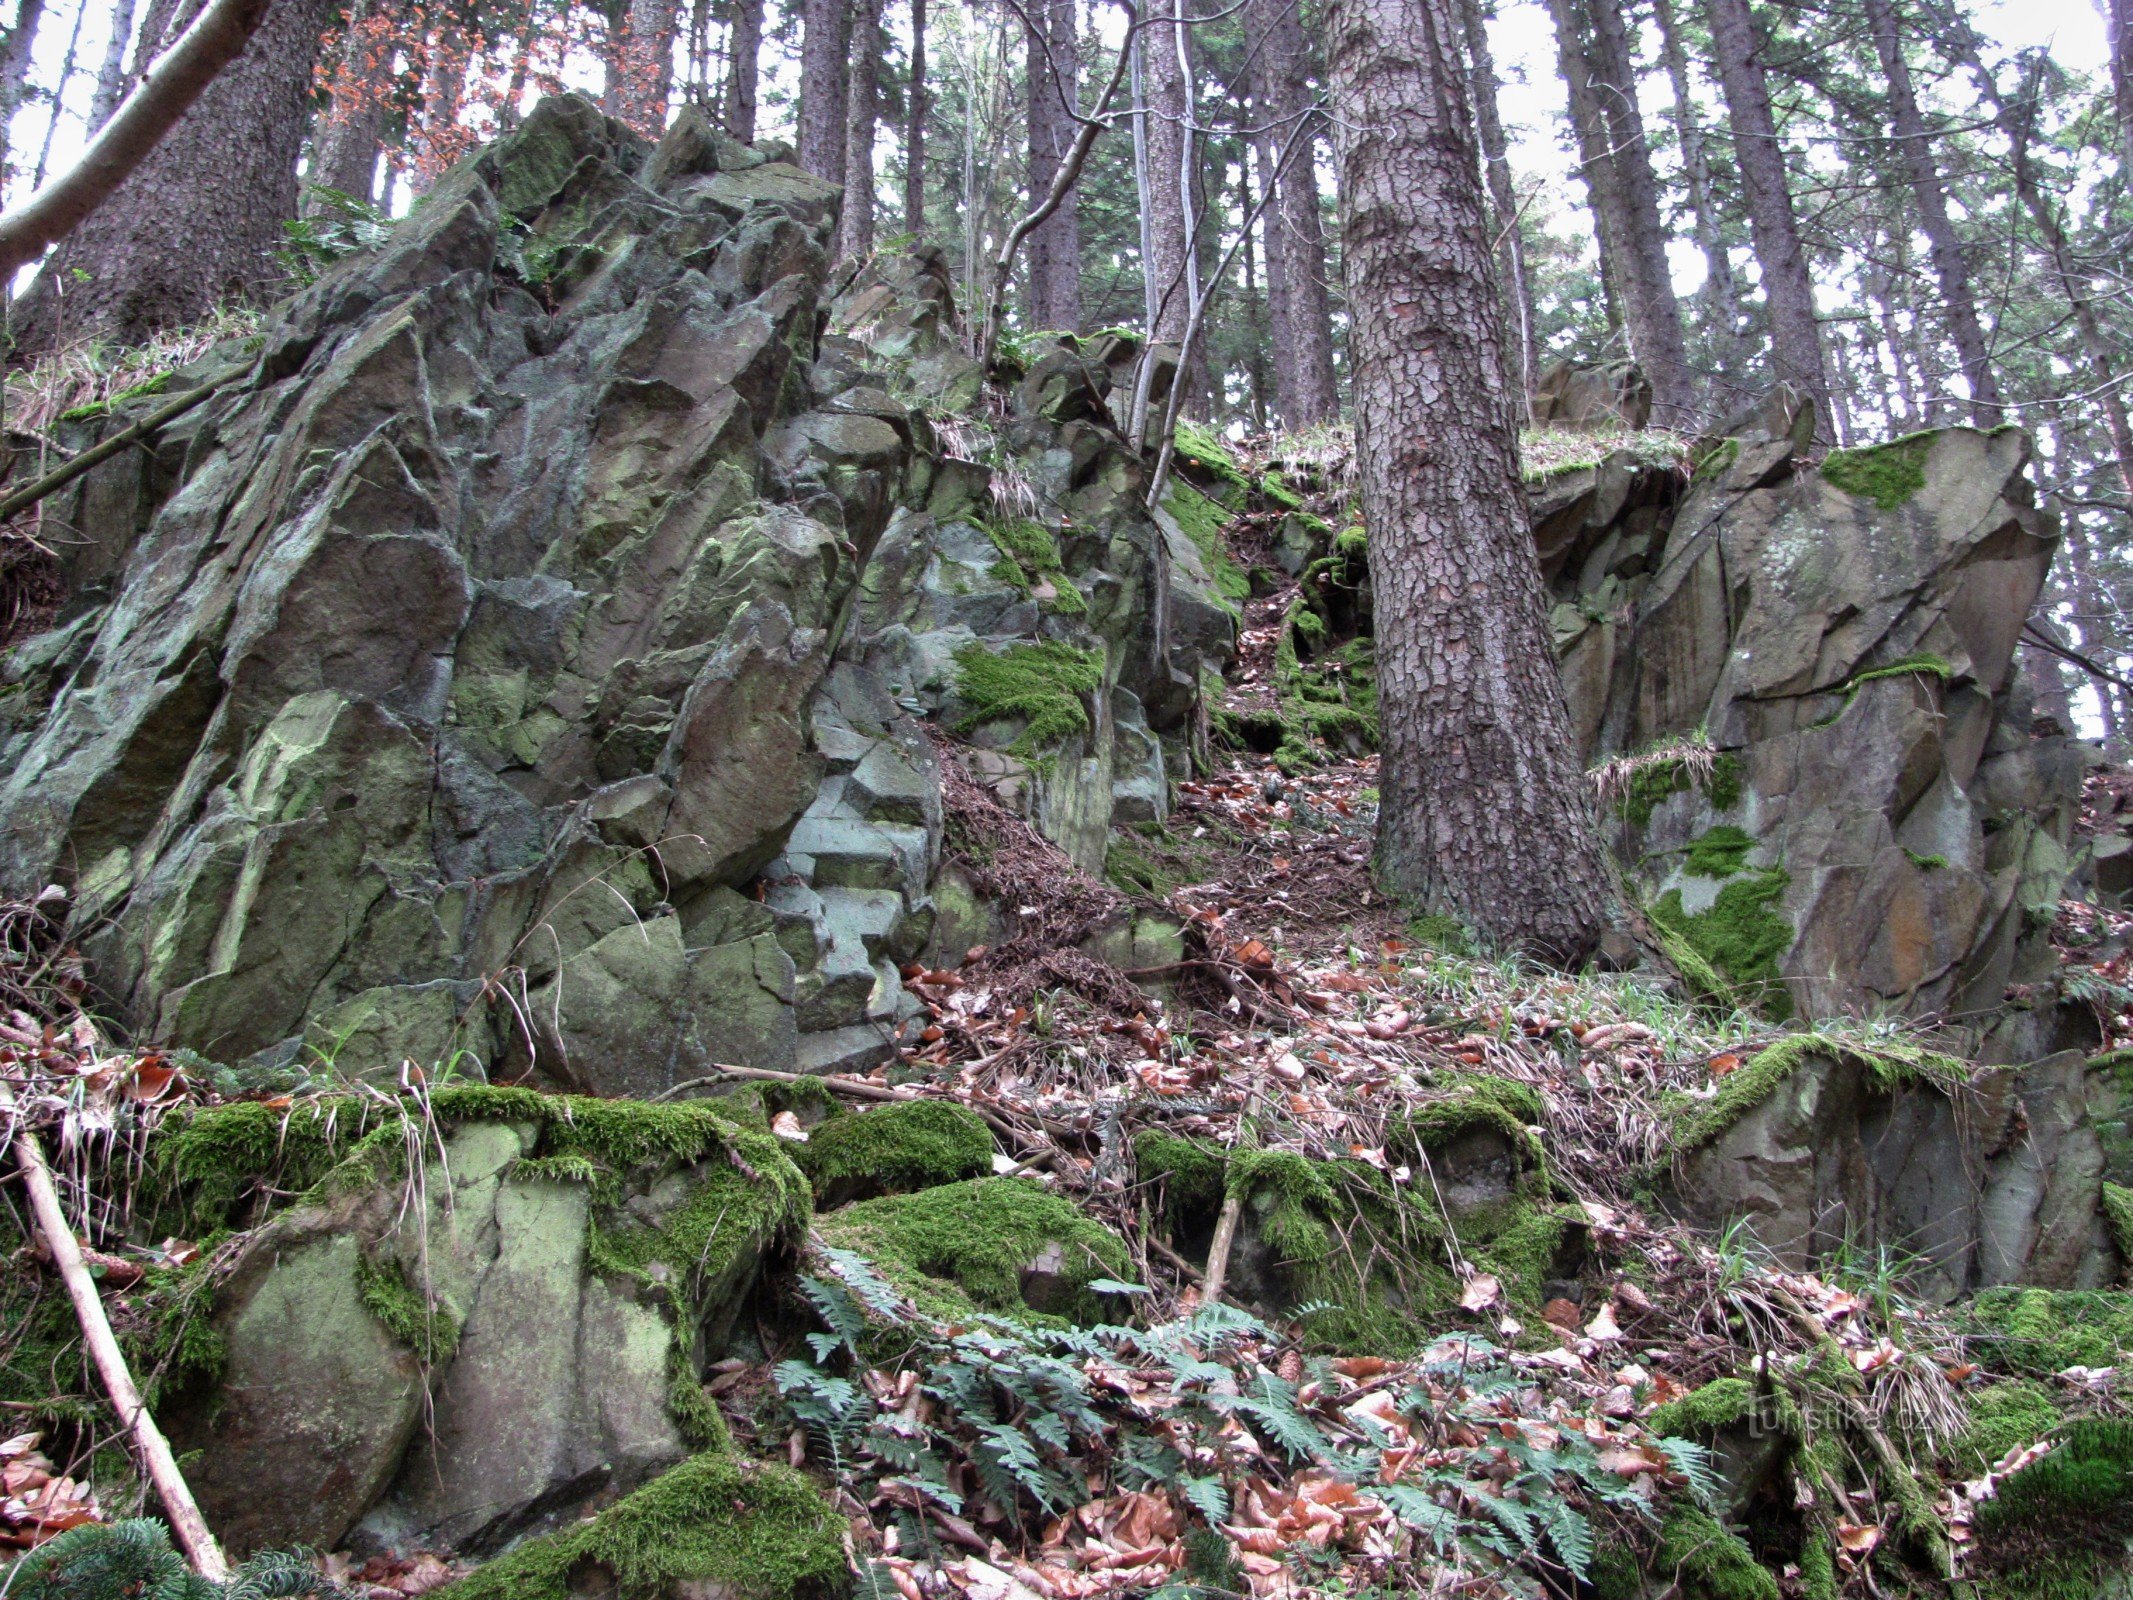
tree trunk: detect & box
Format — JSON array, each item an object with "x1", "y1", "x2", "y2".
[
  {"x1": 1140, "y1": 15, "x2": 1191, "y2": 346},
  {"x1": 1246, "y1": 0, "x2": 1339, "y2": 426},
  {"x1": 309, "y1": 0, "x2": 391, "y2": 206},
  {"x1": 1545, "y1": 0, "x2": 1624, "y2": 339},
  {"x1": 1326, "y1": 0, "x2": 1609, "y2": 961},
  {"x1": 0, "y1": 0, "x2": 48, "y2": 188},
  {"x1": 610, "y1": 0, "x2": 681, "y2": 135},
  {"x1": 2110, "y1": 0, "x2": 2133, "y2": 176},
  {"x1": 796, "y1": 0, "x2": 848, "y2": 182},
  {"x1": 838, "y1": 0, "x2": 883, "y2": 261},
  {"x1": 1025, "y1": 0, "x2": 1081, "y2": 329},
  {"x1": 1578, "y1": 0, "x2": 1693, "y2": 422},
  {"x1": 88, "y1": 0, "x2": 141, "y2": 132},
  {"x1": 903, "y1": 0, "x2": 925, "y2": 234},
  {"x1": 13, "y1": 0, "x2": 336, "y2": 355},
  {"x1": 1456, "y1": 0, "x2": 1538, "y2": 407},
  {"x1": 1859, "y1": 0, "x2": 1998, "y2": 424},
  {"x1": 1650, "y1": 0, "x2": 1740, "y2": 375},
  {"x1": 722, "y1": 0, "x2": 761, "y2": 141},
  {"x1": 1702, "y1": 0, "x2": 1830, "y2": 429},
  {"x1": 1252, "y1": 124, "x2": 1292, "y2": 391}
]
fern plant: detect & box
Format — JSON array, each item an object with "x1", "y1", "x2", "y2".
[{"x1": 6, "y1": 1519, "x2": 349, "y2": 1600}]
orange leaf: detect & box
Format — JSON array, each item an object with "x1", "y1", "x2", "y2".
[{"x1": 1708, "y1": 1053, "x2": 1742, "y2": 1076}]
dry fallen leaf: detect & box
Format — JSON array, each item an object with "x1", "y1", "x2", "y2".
[
  {"x1": 771, "y1": 1111, "x2": 810, "y2": 1142},
  {"x1": 1459, "y1": 1274, "x2": 1502, "y2": 1312}
]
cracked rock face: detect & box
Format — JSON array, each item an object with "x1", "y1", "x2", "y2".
[{"x1": 0, "y1": 95, "x2": 1232, "y2": 1089}]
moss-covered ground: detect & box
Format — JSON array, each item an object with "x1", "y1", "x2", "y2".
[
  {"x1": 1819, "y1": 432, "x2": 1936, "y2": 509},
  {"x1": 951, "y1": 639, "x2": 1105, "y2": 761},
  {"x1": 795, "y1": 1099, "x2": 993, "y2": 1204}
]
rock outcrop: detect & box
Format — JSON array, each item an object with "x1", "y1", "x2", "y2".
[{"x1": 0, "y1": 95, "x2": 1232, "y2": 1092}]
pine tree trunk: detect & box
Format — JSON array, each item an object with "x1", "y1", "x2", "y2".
[
  {"x1": 87, "y1": 0, "x2": 139, "y2": 131},
  {"x1": 1456, "y1": 0, "x2": 1538, "y2": 406},
  {"x1": 13, "y1": 0, "x2": 337, "y2": 355},
  {"x1": 796, "y1": 0, "x2": 848, "y2": 182},
  {"x1": 1578, "y1": 0, "x2": 1693, "y2": 423},
  {"x1": 2110, "y1": 0, "x2": 2133, "y2": 176},
  {"x1": 1140, "y1": 14, "x2": 1192, "y2": 347},
  {"x1": 1546, "y1": 0, "x2": 1626, "y2": 340},
  {"x1": 1859, "y1": 0, "x2": 1998, "y2": 423},
  {"x1": 1252, "y1": 126, "x2": 1293, "y2": 385},
  {"x1": 1247, "y1": 0, "x2": 1339, "y2": 426},
  {"x1": 904, "y1": 0, "x2": 926, "y2": 235},
  {"x1": 1326, "y1": 0, "x2": 1609, "y2": 961},
  {"x1": 611, "y1": 0, "x2": 681, "y2": 134},
  {"x1": 1025, "y1": 0, "x2": 1081, "y2": 330},
  {"x1": 0, "y1": 0, "x2": 48, "y2": 187},
  {"x1": 722, "y1": 0, "x2": 761, "y2": 141},
  {"x1": 838, "y1": 0, "x2": 883, "y2": 261},
  {"x1": 1703, "y1": 0, "x2": 1830, "y2": 429},
  {"x1": 309, "y1": 0, "x2": 391, "y2": 206},
  {"x1": 1651, "y1": 0, "x2": 1741, "y2": 375}
]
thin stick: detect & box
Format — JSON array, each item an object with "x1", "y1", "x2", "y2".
[
  {"x1": 0, "y1": 1081, "x2": 229, "y2": 1580},
  {"x1": 0, "y1": 376, "x2": 232, "y2": 525},
  {"x1": 1200, "y1": 1084, "x2": 1261, "y2": 1304}
]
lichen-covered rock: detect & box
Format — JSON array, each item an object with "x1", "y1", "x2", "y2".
[{"x1": 157, "y1": 1090, "x2": 808, "y2": 1557}]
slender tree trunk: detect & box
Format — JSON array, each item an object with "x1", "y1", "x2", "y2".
[
  {"x1": 837, "y1": 0, "x2": 882, "y2": 260},
  {"x1": 611, "y1": 0, "x2": 681, "y2": 134},
  {"x1": 796, "y1": 0, "x2": 848, "y2": 181},
  {"x1": 32, "y1": 0, "x2": 91, "y2": 190},
  {"x1": 1702, "y1": 0, "x2": 1829, "y2": 429},
  {"x1": 498, "y1": 0, "x2": 537, "y2": 129},
  {"x1": 1247, "y1": 0, "x2": 1339, "y2": 425},
  {"x1": 2061, "y1": 514, "x2": 2125, "y2": 748},
  {"x1": 722, "y1": 0, "x2": 761, "y2": 141},
  {"x1": 309, "y1": 0, "x2": 390, "y2": 206},
  {"x1": 1872, "y1": 272, "x2": 1921, "y2": 427},
  {"x1": 0, "y1": 0, "x2": 48, "y2": 188},
  {"x1": 1582, "y1": 0, "x2": 1693, "y2": 421},
  {"x1": 1327, "y1": 0, "x2": 1609, "y2": 961},
  {"x1": 2110, "y1": 0, "x2": 2133, "y2": 176},
  {"x1": 13, "y1": 0, "x2": 337, "y2": 354},
  {"x1": 1859, "y1": 0, "x2": 1998, "y2": 423},
  {"x1": 1140, "y1": 15, "x2": 1191, "y2": 346},
  {"x1": 1650, "y1": 0, "x2": 1740, "y2": 374},
  {"x1": 904, "y1": 0, "x2": 926, "y2": 234},
  {"x1": 1456, "y1": 0, "x2": 1538, "y2": 407},
  {"x1": 1252, "y1": 124, "x2": 1293, "y2": 392},
  {"x1": 88, "y1": 0, "x2": 141, "y2": 132},
  {"x1": 1242, "y1": 178, "x2": 1270, "y2": 431},
  {"x1": 1546, "y1": 0, "x2": 1624, "y2": 339},
  {"x1": 1025, "y1": 0, "x2": 1081, "y2": 329}
]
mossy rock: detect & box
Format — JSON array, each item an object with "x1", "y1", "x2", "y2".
[
  {"x1": 795, "y1": 1100, "x2": 993, "y2": 1209},
  {"x1": 438, "y1": 1450, "x2": 848, "y2": 1600},
  {"x1": 1964, "y1": 1288, "x2": 2133, "y2": 1377},
  {"x1": 1819, "y1": 432, "x2": 1935, "y2": 510},
  {"x1": 812, "y1": 1177, "x2": 1130, "y2": 1324},
  {"x1": 1649, "y1": 1509, "x2": 1780, "y2": 1600},
  {"x1": 1951, "y1": 1380, "x2": 2060, "y2": 1478},
  {"x1": 1971, "y1": 1419, "x2": 2133, "y2": 1600}
]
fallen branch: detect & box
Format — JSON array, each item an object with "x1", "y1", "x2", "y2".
[
  {"x1": 0, "y1": 1080, "x2": 229, "y2": 1580},
  {"x1": 0, "y1": 375, "x2": 234, "y2": 526}
]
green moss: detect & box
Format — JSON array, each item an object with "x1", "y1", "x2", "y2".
[
  {"x1": 1815, "y1": 654, "x2": 1954, "y2": 727},
  {"x1": 1173, "y1": 419, "x2": 1252, "y2": 497},
  {"x1": 1647, "y1": 1377, "x2": 1759, "y2": 1440},
  {"x1": 586, "y1": 1117, "x2": 812, "y2": 1299},
  {"x1": 56, "y1": 371, "x2": 174, "y2": 423},
  {"x1": 794, "y1": 1101, "x2": 993, "y2": 1202},
  {"x1": 1649, "y1": 867, "x2": 1793, "y2": 1015},
  {"x1": 1971, "y1": 1420, "x2": 2133, "y2": 1600},
  {"x1": 951, "y1": 640, "x2": 1104, "y2": 761},
  {"x1": 1617, "y1": 751, "x2": 1744, "y2": 827},
  {"x1": 1674, "y1": 1034, "x2": 1966, "y2": 1151},
  {"x1": 1820, "y1": 432, "x2": 1935, "y2": 510},
  {"x1": 355, "y1": 1253, "x2": 461, "y2": 1366},
  {"x1": 814, "y1": 1177, "x2": 1129, "y2": 1325},
  {"x1": 1796, "y1": 1527, "x2": 1838, "y2": 1600},
  {"x1": 1651, "y1": 1509, "x2": 1779, "y2": 1600},
  {"x1": 1392, "y1": 1074, "x2": 1547, "y2": 1169},
  {"x1": 1690, "y1": 437, "x2": 1740, "y2": 483},
  {"x1": 1680, "y1": 825, "x2": 1758, "y2": 878},
  {"x1": 1951, "y1": 1380, "x2": 2060, "y2": 1477},
  {"x1": 1406, "y1": 913, "x2": 1473, "y2": 956},
  {"x1": 2103, "y1": 1183, "x2": 2133, "y2": 1266},
  {"x1": 1965, "y1": 1288, "x2": 2133, "y2": 1376},
  {"x1": 1905, "y1": 850, "x2": 1949, "y2": 871},
  {"x1": 438, "y1": 1452, "x2": 847, "y2": 1600},
  {"x1": 1162, "y1": 477, "x2": 1249, "y2": 608}
]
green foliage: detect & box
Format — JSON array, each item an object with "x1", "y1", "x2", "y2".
[
  {"x1": 57, "y1": 370, "x2": 172, "y2": 422},
  {"x1": 1814, "y1": 654, "x2": 1954, "y2": 727},
  {"x1": 438, "y1": 1452, "x2": 847, "y2": 1600},
  {"x1": 1819, "y1": 433, "x2": 1936, "y2": 509},
  {"x1": 1950, "y1": 1380, "x2": 2059, "y2": 1477},
  {"x1": 1964, "y1": 1288, "x2": 2133, "y2": 1376},
  {"x1": 1162, "y1": 477, "x2": 1250, "y2": 608},
  {"x1": 1690, "y1": 438, "x2": 1740, "y2": 482},
  {"x1": 951, "y1": 640, "x2": 1105, "y2": 760},
  {"x1": 981, "y1": 518, "x2": 1086, "y2": 616},
  {"x1": 1650, "y1": 1509, "x2": 1779, "y2": 1600},
  {"x1": 1406, "y1": 913, "x2": 1475, "y2": 956},
  {"x1": 1647, "y1": 1377, "x2": 1759, "y2": 1440},
  {"x1": 812, "y1": 1177, "x2": 1130, "y2": 1325},
  {"x1": 1971, "y1": 1420, "x2": 2133, "y2": 1600},
  {"x1": 354, "y1": 1253, "x2": 461, "y2": 1366},
  {"x1": 2101, "y1": 1182, "x2": 2133, "y2": 1263},
  {"x1": 1679, "y1": 826, "x2": 1758, "y2": 878},
  {"x1": 1616, "y1": 751, "x2": 1744, "y2": 827},
  {"x1": 6, "y1": 1519, "x2": 348, "y2": 1599},
  {"x1": 279, "y1": 187, "x2": 394, "y2": 285},
  {"x1": 795, "y1": 1100, "x2": 994, "y2": 1202}
]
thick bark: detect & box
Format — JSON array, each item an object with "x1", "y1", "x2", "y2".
[
  {"x1": 1326, "y1": 0, "x2": 1610, "y2": 960},
  {"x1": 1859, "y1": 0, "x2": 1999, "y2": 423},
  {"x1": 1456, "y1": 0, "x2": 1538, "y2": 404},
  {"x1": 1650, "y1": 0, "x2": 1740, "y2": 369},
  {"x1": 1025, "y1": 0, "x2": 1081, "y2": 329},
  {"x1": 796, "y1": 0, "x2": 848, "y2": 182},
  {"x1": 0, "y1": 0, "x2": 48, "y2": 186},
  {"x1": 1703, "y1": 0, "x2": 1830, "y2": 428},
  {"x1": 1246, "y1": 0, "x2": 1338, "y2": 426},
  {"x1": 609, "y1": 0, "x2": 681, "y2": 135},
  {"x1": 5, "y1": 0, "x2": 308, "y2": 327},
  {"x1": 722, "y1": 0, "x2": 761, "y2": 141},
  {"x1": 904, "y1": 0, "x2": 925, "y2": 234},
  {"x1": 1140, "y1": 13, "x2": 1191, "y2": 346},
  {"x1": 1579, "y1": 0, "x2": 1693, "y2": 421},
  {"x1": 308, "y1": 0, "x2": 390, "y2": 206},
  {"x1": 88, "y1": 0, "x2": 141, "y2": 132},
  {"x1": 838, "y1": 0, "x2": 883, "y2": 261}
]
